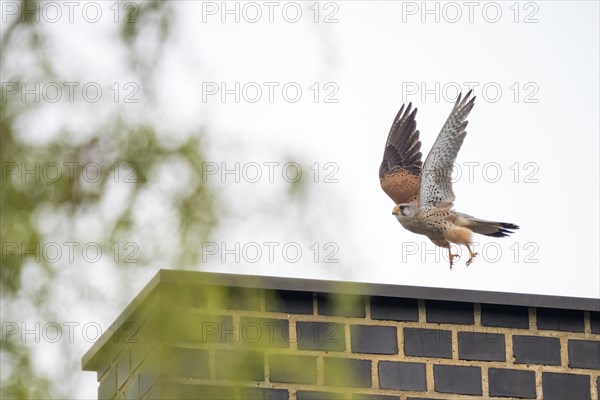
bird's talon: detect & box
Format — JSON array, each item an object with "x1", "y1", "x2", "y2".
[
  {"x1": 448, "y1": 253, "x2": 460, "y2": 270},
  {"x1": 466, "y1": 252, "x2": 479, "y2": 267}
]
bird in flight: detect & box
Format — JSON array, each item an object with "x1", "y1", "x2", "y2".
[{"x1": 379, "y1": 90, "x2": 519, "y2": 269}]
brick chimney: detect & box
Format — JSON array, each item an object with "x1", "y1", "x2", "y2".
[{"x1": 82, "y1": 269, "x2": 600, "y2": 399}]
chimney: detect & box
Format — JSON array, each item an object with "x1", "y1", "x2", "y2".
[{"x1": 82, "y1": 269, "x2": 600, "y2": 399}]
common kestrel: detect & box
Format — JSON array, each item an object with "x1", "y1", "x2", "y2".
[{"x1": 379, "y1": 90, "x2": 519, "y2": 269}]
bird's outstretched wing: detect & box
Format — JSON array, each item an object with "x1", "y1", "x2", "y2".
[
  {"x1": 418, "y1": 90, "x2": 476, "y2": 210},
  {"x1": 379, "y1": 102, "x2": 423, "y2": 204}
]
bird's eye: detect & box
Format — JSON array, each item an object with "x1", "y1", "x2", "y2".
[{"x1": 399, "y1": 205, "x2": 405, "y2": 211}]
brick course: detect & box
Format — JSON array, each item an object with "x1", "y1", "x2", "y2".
[
  {"x1": 370, "y1": 296, "x2": 419, "y2": 322},
  {"x1": 568, "y1": 340, "x2": 600, "y2": 370},
  {"x1": 513, "y1": 335, "x2": 562, "y2": 366},
  {"x1": 378, "y1": 361, "x2": 426, "y2": 391},
  {"x1": 426, "y1": 300, "x2": 474, "y2": 325},
  {"x1": 537, "y1": 308, "x2": 585, "y2": 332},
  {"x1": 488, "y1": 368, "x2": 536, "y2": 398},
  {"x1": 324, "y1": 357, "x2": 372, "y2": 388},
  {"x1": 351, "y1": 325, "x2": 398, "y2": 355},
  {"x1": 480, "y1": 304, "x2": 529, "y2": 329},
  {"x1": 268, "y1": 354, "x2": 317, "y2": 384},
  {"x1": 433, "y1": 364, "x2": 482, "y2": 395},
  {"x1": 591, "y1": 312, "x2": 600, "y2": 334},
  {"x1": 83, "y1": 270, "x2": 600, "y2": 400},
  {"x1": 296, "y1": 321, "x2": 346, "y2": 352},
  {"x1": 542, "y1": 372, "x2": 591, "y2": 400},
  {"x1": 457, "y1": 331, "x2": 506, "y2": 361},
  {"x1": 265, "y1": 290, "x2": 314, "y2": 315},
  {"x1": 404, "y1": 328, "x2": 453, "y2": 359}
]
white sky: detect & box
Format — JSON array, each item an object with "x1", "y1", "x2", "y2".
[
  {"x1": 178, "y1": 1, "x2": 599, "y2": 298},
  {"x1": 2, "y1": 1, "x2": 599, "y2": 399}
]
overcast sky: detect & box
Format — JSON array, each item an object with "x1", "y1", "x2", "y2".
[
  {"x1": 182, "y1": 1, "x2": 600, "y2": 299},
  {"x1": 3, "y1": 1, "x2": 599, "y2": 398}
]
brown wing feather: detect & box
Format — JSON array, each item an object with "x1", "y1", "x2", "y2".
[{"x1": 379, "y1": 102, "x2": 423, "y2": 204}]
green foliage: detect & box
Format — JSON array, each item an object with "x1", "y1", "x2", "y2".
[
  {"x1": 109, "y1": 282, "x2": 352, "y2": 398},
  {"x1": 0, "y1": 2, "x2": 328, "y2": 398},
  {"x1": 0, "y1": 2, "x2": 218, "y2": 398},
  {"x1": 0, "y1": 340, "x2": 51, "y2": 400}
]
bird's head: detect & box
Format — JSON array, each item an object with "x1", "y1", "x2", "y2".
[{"x1": 392, "y1": 203, "x2": 416, "y2": 220}]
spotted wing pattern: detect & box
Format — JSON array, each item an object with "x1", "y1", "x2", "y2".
[
  {"x1": 379, "y1": 102, "x2": 423, "y2": 204},
  {"x1": 418, "y1": 90, "x2": 476, "y2": 210}
]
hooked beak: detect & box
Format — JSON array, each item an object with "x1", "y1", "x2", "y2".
[{"x1": 392, "y1": 206, "x2": 399, "y2": 216}]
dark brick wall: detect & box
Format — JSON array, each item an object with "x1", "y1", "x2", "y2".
[{"x1": 83, "y1": 274, "x2": 600, "y2": 400}]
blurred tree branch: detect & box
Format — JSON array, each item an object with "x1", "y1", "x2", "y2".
[{"x1": 0, "y1": 1, "x2": 218, "y2": 398}]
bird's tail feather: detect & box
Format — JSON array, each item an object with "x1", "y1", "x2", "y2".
[{"x1": 457, "y1": 214, "x2": 519, "y2": 238}]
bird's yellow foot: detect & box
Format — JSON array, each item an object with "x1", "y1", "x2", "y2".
[
  {"x1": 449, "y1": 253, "x2": 460, "y2": 270},
  {"x1": 466, "y1": 252, "x2": 478, "y2": 267}
]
